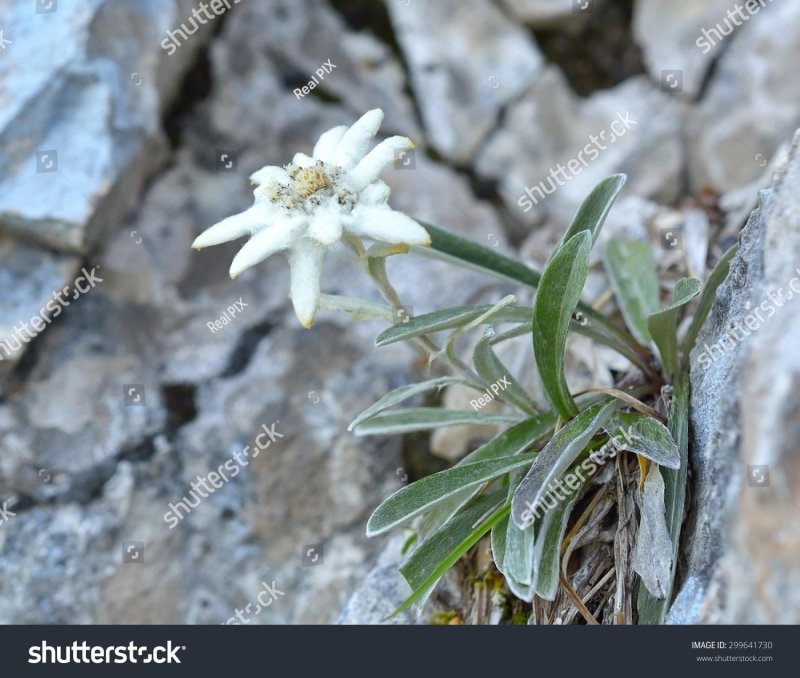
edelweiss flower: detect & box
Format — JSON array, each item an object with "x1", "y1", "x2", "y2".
[{"x1": 192, "y1": 109, "x2": 431, "y2": 327}]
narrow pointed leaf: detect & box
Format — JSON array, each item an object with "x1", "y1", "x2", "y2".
[
  {"x1": 637, "y1": 374, "x2": 690, "y2": 624},
  {"x1": 419, "y1": 414, "x2": 557, "y2": 535},
  {"x1": 419, "y1": 215, "x2": 647, "y2": 372},
  {"x1": 533, "y1": 230, "x2": 593, "y2": 419},
  {"x1": 353, "y1": 408, "x2": 521, "y2": 436},
  {"x1": 511, "y1": 400, "x2": 619, "y2": 528},
  {"x1": 376, "y1": 305, "x2": 493, "y2": 346},
  {"x1": 682, "y1": 244, "x2": 738, "y2": 359},
  {"x1": 647, "y1": 277, "x2": 701, "y2": 378},
  {"x1": 533, "y1": 476, "x2": 586, "y2": 600},
  {"x1": 395, "y1": 499, "x2": 508, "y2": 613},
  {"x1": 421, "y1": 222, "x2": 541, "y2": 289},
  {"x1": 556, "y1": 174, "x2": 627, "y2": 253},
  {"x1": 603, "y1": 239, "x2": 659, "y2": 344},
  {"x1": 348, "y1": 377, "x2": 476, "y2": 430},
  {"x1": 367, "y1": 454, "x2": 536, "y2": 536},
  {"x1": 473, "y1": 336, "x2": 539, "y2": 415},
  {"x1": 504, "y1": 507, "x2": 536, "y2": 587},
  {"x1": 375, "y1": 305, "x2": 530, "y2": 347}
]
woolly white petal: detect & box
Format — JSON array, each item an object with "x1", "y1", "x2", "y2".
[
  {"x1": 288, "y1": 238, "x2": 326, "y2": 328},
  {"x1": 312, "y1": 125, "x2": 347, "y2": 162},
  {"x1": 333, "y1": 109, "x2": 384, "y2": 170},
  {"x1": 229, "y1": 216, "x2": 305, "y2": 279},
  {"x1": 345, "y1": 136, "x2": 414, "y2": 192},
  {"x1": 348, "y1": 206, "x2": 431, "y2": 246},
  {"x1": 359, "y1": 180, "x2": 391, "y2": 206},
  {"x1": 192, "y1": 203, "x2": 271, "y2": 250},
  {"x1": 307, "y1": 208, "x2": 342, "y2": 245},
  {"x1": 249, "y1": 165, "x2": 289, "y2": 186},
  {"x1": 292, "y1": 152, "x2": 315, "y2": 168}
]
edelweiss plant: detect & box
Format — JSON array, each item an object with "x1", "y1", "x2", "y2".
[
  {"x1": 192, "y1": 109, "x2": 736, "y2": 624},
  {"x1": 192, "y1": 109, "x2": 429, "y2": 327}
]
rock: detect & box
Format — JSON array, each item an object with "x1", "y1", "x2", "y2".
[
  {"x1": 386, "y1": 0, "x2": 543, "y2": 164},
  {"x1": 477, "y1": 69, "x2": 684, "y2": 230},
  {"x1": 673, "y1": 129, "x2": 800, "y2": 623},
  {"x1": 210, "y1": 0, "x2": 420, "y2": 141},
  {"x1": 0, "y1": 0, "x2": 214, "y2": 253},
  {"x1": 687, "y1": 0, "x2": 800, "y2": 194},
  {"x1": 0, "y1": 0, "x2": 516, "y2": 619},
  {"x1": 633, "y1": 0, "x2": 734, "y2": 97},
  {"x1": 0, "y1": 235, "x2": 79, "y2": 377},
  {"x1": 337, "y1": 534, "x2": 417, "y2": 624}
]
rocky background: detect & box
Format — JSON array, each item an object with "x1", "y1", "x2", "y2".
[{"x1": 0, "y1": 0, "x2": 798, "y2": 623}]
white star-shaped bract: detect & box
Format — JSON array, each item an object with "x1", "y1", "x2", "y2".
[{"x1": 192, "y1": 109, "x2": 430, "y2": 327}]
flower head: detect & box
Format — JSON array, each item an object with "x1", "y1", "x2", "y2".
[{"x1": 192, "y1": 109, "x2": 431, "y2": 327}]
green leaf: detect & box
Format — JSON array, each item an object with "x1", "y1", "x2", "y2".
[
  {"x1": 532, "y1": 230, "x2": 593, "y2": 419},
  {"x1": 647, "y1": 277, "x2": 701, "y2": 378},
  {"x1": 375, "y1": 304, "x2": 530, "y2": 347},
  {"x1": 501, "y1": 470, "x2": 536, "y2": 588},
  {"x1": 367, "y1": 454, "x2": 537, "y2": 536},
  {"x1": 602, "y1": 239, "x2": 660, "y2": 344},
  {"x1": 533, "y1": 475, "x2": 586, "y2": 600},
  {"x1": 637, "y1": 374, "x2": 690, "y2": 624},
  {"x1": 556, "y1": 174, "x2": 627, "y2": 253},
  {"x1": 348, "y1": 377, "x2": 477, "y2": 431},
  {"x1": 376, "y1": 305, "x2": 492, "y2": 347},
  {"x1": 396, "y1": 497, "x2": 508, "y2": 613},
  {"x1": 491, "y1": 514, "x2": 510, "y2": 575},
  {"x1": 419, "y1": 412, "x2": 556, "y2": 534},
  {"x1": 504, "y1": 508, "x2": 536, "y2": 588},
  {"x1": 420, "y1": 212, "x2": 651, "y2": 374},
  {"x1": 421, "y1": 222, "x2": 541, "y2": 290},
  {"x1": 682, "y1": 244, "x2": 738, "y2": 360},
  {"x1": 607, "y1": 412, "x2": 680, "y2": 469},
  {"x1": 473, "y1": 335, "x2": 539, "y2": 415},
  {"x1": 418, "y1": 414, "x2": 556, "y2": 536},
  {"x1": 511, "y1": 400, "x2": 619, "y2": 528},
  {"x1": 352, "y1": 408, "x2": 521, "y2": 437}
]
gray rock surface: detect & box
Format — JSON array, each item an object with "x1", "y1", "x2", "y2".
[
  {"x1": 477, "y1": 70, "x2": 684, "y2": 229},
  {"x1": 687, "y1": 0, "x2": 800, "y2": 194},
  {"x1": 633, "y1": 0, "x2": 734, "y2": 97},
  {"x1": 387, "y1": 0, "x2": 543, "y2": 164},
  {"x1": 0, "y1": 235, "x2": 79, "y2": 379},
  {"x1": 672, "y1": 130, "x2": 800, "y2": 623},
  {"x1": 0, "y1": 0, "x2": 212, "y2": 253},
  {"x1": 0, "y1": 0, "x2": 510, "y2": 624},
  {"x1": 0, "y1": 0, "x2": 798, "y2": 626}
]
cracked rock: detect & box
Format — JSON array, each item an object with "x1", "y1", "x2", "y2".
[{"x1": 386, "y1": 0, "x2": 543, "y2": 164}]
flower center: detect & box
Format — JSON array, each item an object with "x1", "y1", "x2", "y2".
[
  {"x1": 263, "y1": 160, "x2": 356, "y2": 213},
  {"x1": 292, "y1": 166, "x2": 332, "y2": 198}
]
